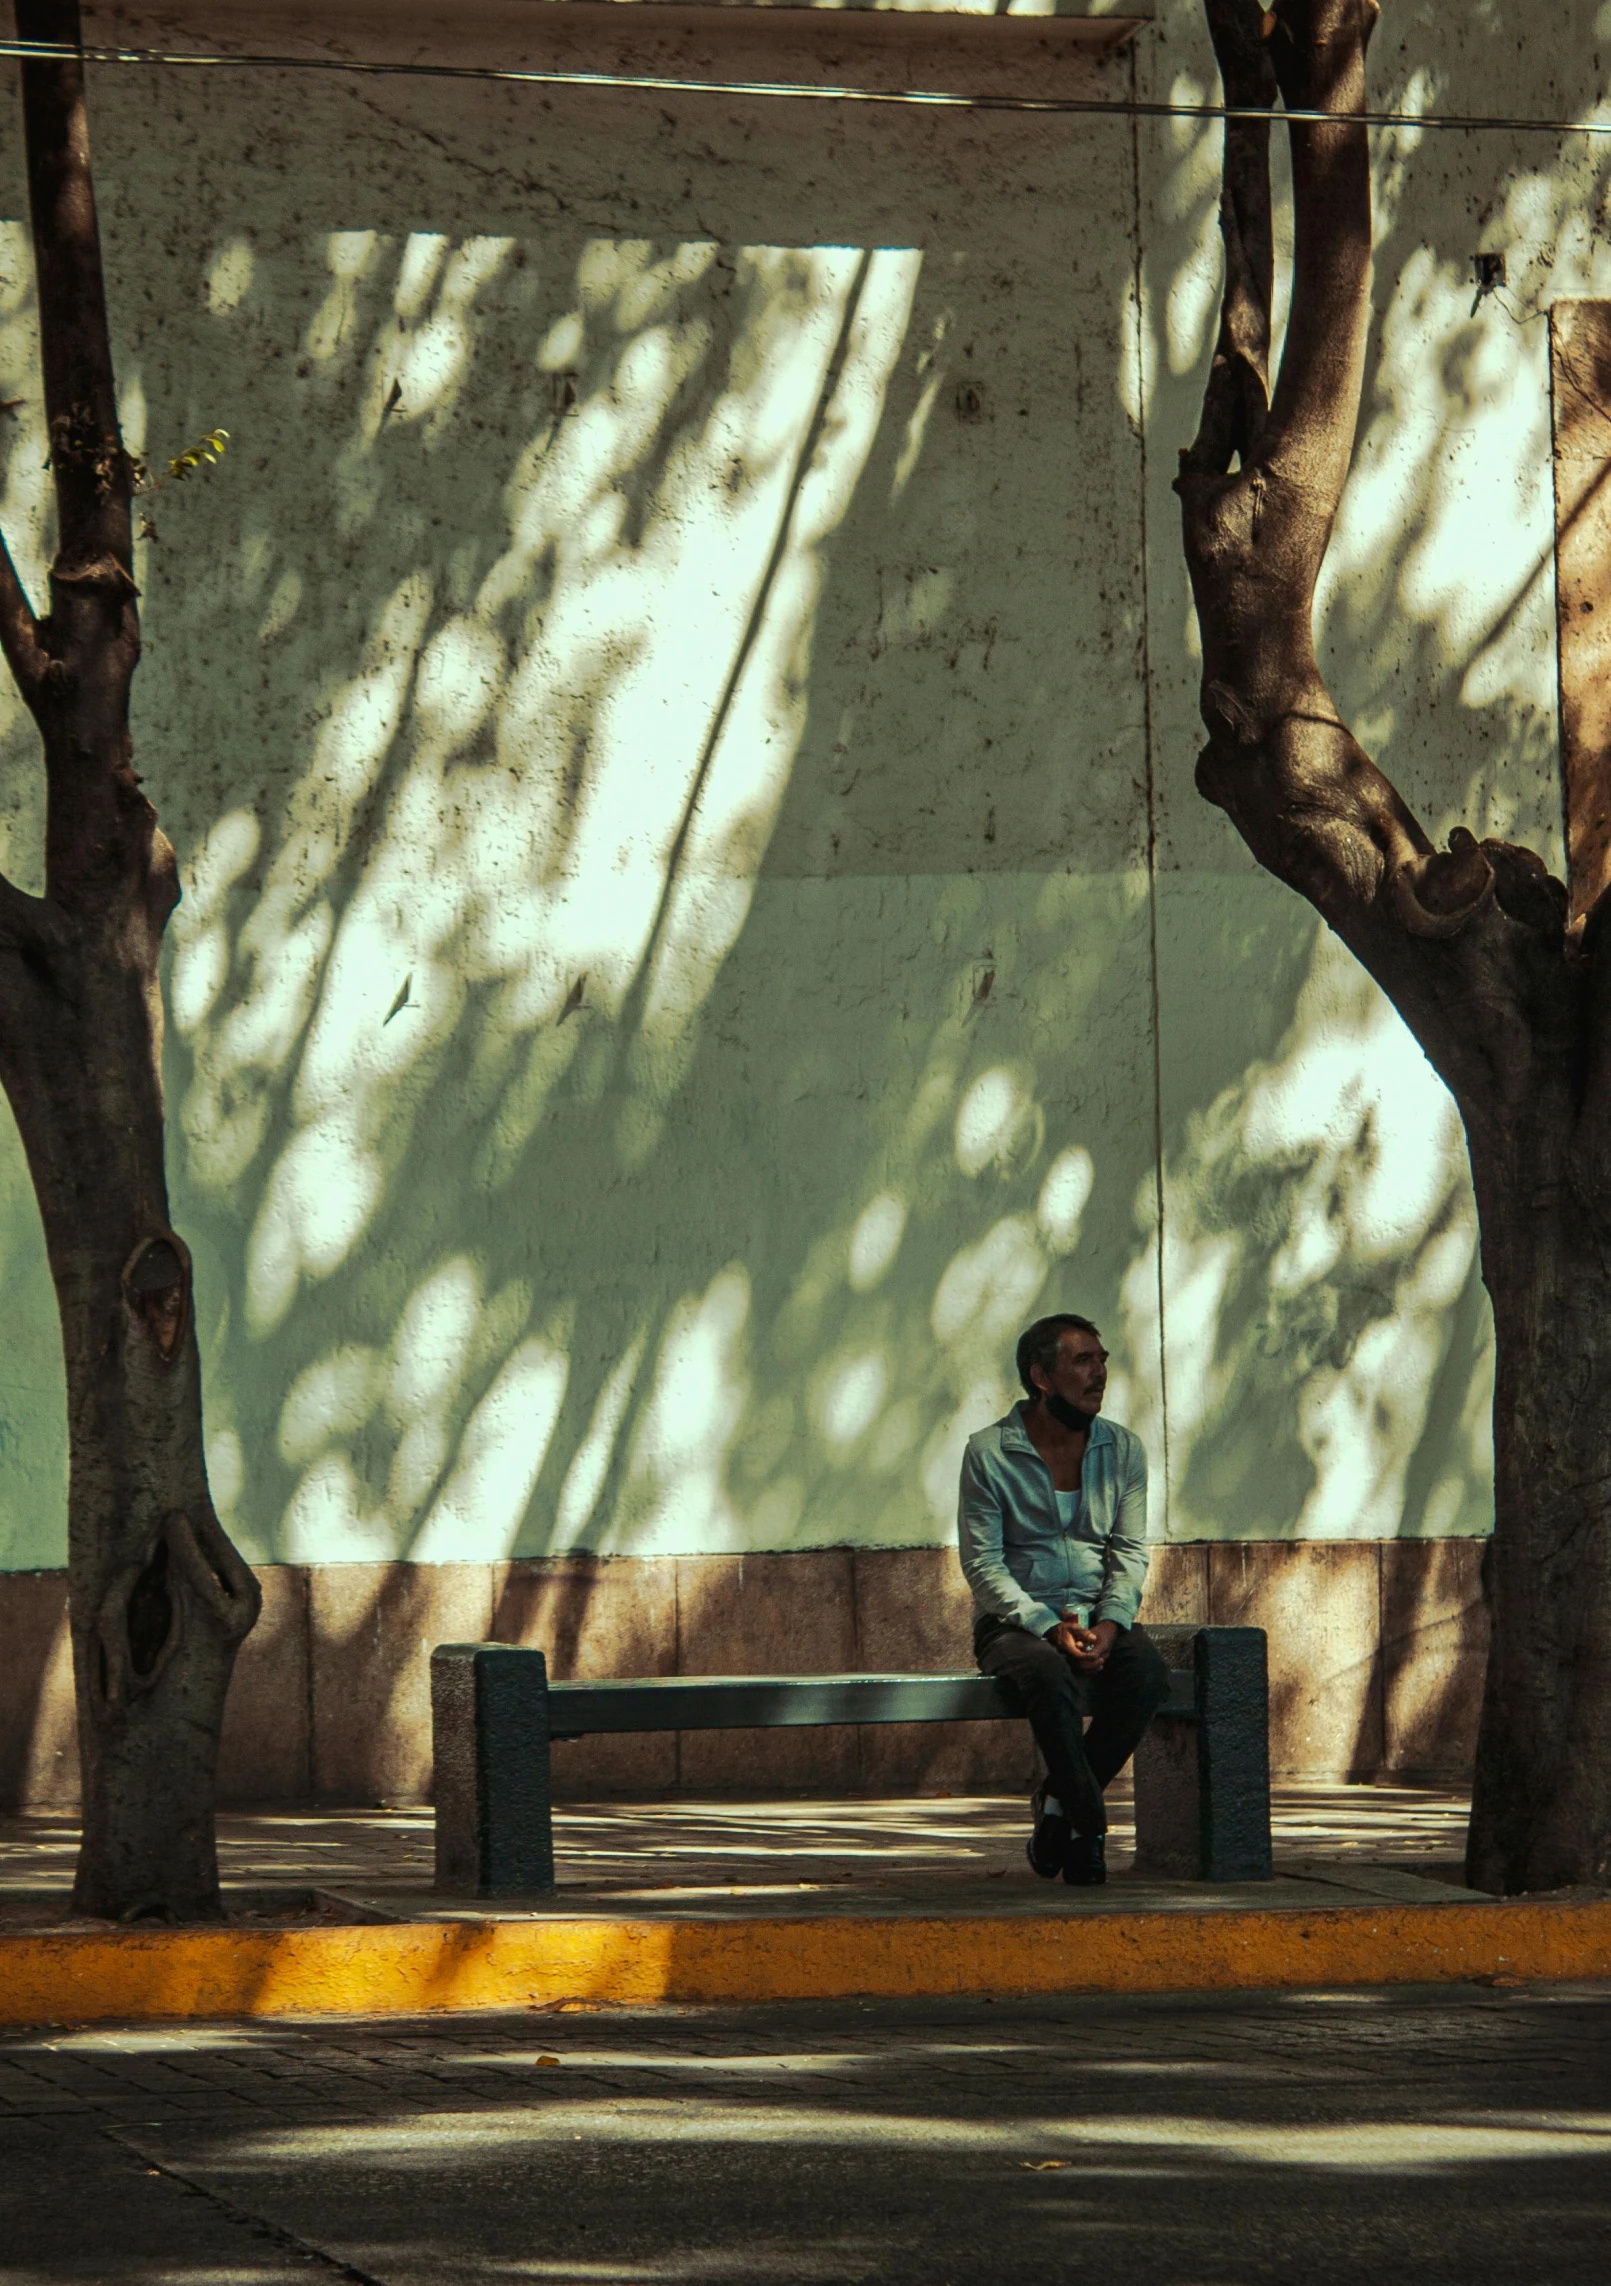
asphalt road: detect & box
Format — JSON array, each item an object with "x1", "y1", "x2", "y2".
[{"x1": 2, "y1": 1981, "x2": 1609, "y2": 2284}]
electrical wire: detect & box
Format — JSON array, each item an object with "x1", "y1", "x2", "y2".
[{"x1": 0, "y1": 32, "x2": 1605, "y2": 134}]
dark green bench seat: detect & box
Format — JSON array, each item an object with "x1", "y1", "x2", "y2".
[{"x1": 430, "y1": 1623, "x2": 1273, "y2": 1896}]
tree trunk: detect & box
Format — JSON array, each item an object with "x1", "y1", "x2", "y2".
[
  {"x1": 1179, "y1": 0, "x2": 1611, "y2": 1891},
  {"x1": 1466, "y1": 1142, "x2": 1611, "y2": 1894},
  {"x1": 0, "y1": 1, "x2": 259, "y2": 1920}
]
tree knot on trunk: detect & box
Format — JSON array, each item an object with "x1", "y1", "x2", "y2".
[
  {"x1": 1390, "y1": 830, "x2": 1497, "y2": 940},
  {"x1": 29, "y1": 625, "x2": 70, "y2": 690},
  {"x1": 122, "y1": 1230, "x2": 189, "y2": 1364},
  {"x1": 1481, "y1": 836, "x2": 1570, "y2": 940},
  {"x1": 90, "y1": 1506, "x2": 261, "y2": 1722},
  {"x1": 93, "y1": 1519, "x2": 184, "y2": 1712},
  {"x1": 126, "y1": 1535, "x2": 172, "y2": 1678},
  {"x1": 1202, "y1": 679, "x2": 1261, "y2": 747},
  {"x1": 50, "y1": 553, "x2": 138, "y2": 599},
  {"x1": 47, "y1": 404, "x2": 136, "y2": 501}
]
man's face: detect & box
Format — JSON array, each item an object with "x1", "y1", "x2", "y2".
[{"x1": 1040, "y1": 1329, "x2": 1108, "y2": 1414}]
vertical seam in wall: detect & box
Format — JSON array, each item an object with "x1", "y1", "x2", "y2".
[
  {"x1": 673, "y1": 1559, "x2": 683, "y2": 1792},
  {"x1": 1128, "y1": 40, "x2": 1171, "y2": 1540},
  {"x1": 1547, "y1": 310, "x2": 1573, "y2": 879},
  {"x1": 1375, "y1": 1539, "x2": 1388, "y2": 1776},
  {"x1": 300, "y1": 1564, "x2": 315, "y2": 1802},
  {"x1": 848, "y1": 1550, "x2": 866, "y2": 1790}
]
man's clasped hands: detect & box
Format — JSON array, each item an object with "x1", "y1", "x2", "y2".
[{"x1": 1047, "y1": 1616, "x2": 1120, "y2": 1674}]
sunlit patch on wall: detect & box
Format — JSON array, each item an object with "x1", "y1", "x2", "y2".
[
  {"x1": 204, "y1": 1427, "x2": 245, "y2": 1516},
  {"x1": 376, "y1": 236, "x2": 516, "y2": 439},
  {"x1": 954, "y1": 1064, "x2": 1040, "y2": 1178},
  {"x1": 848, "y1": 1193, "x2": 907, "y2": 1291},
  {"x1": 413, "y1": 1333, "x2": 569, "y2": 1561},
  {"x1": 1165, "y1": 197, "x2": 1222, "y2": 381},
  {"x1": 413, "y1": 615, "x2": 504, "y2": 747},
  {"x1": 388, "y1": 1258, "x2": 483, "y2": 1421},
  {"x1": 387, "y1": 1263, "x2": 526, "y2": 1527},
  {"x1": 258, "y1": 567, "x2": 303, "y2": 645},
  {"x1": 890, "y1": 312, "x2": 946, "y2": 501},
  {"x1": 610, "y1": 1266, "x2": 752, "y2": 1551},
  {"x1": 246, "y1": 1113, "x2": 381, "y2": 1332},
  {"x1": 118, "y1": 371, "x2": 149, "y2": 459},
  {"x1": 538, "y1": 311, "x2": 584, "y2": 372},
  {"x1": 554, "y1": 1332, "x2": 648, "y2": 1543},
  {"x1": 306, "y1": 230, "x2": 378, "y2": 363},
  {"x1": 283, "y1": 1449, "x2": 394, "y2": 1564},
  {"x1": 811, "y1": 1348, "x2": 889, "y2": 1451},
  {"x1": 1036, "y1": 1147, "x2": 1095, "y2": 1254},
  {"x1": 277, "y1": 1343, "x2": 381, "y2": 1468},
  {"x1": 931, "y1": 1212, "x2": 1048, "y2": 1357},
  {"x1": 393, "y1": 232, "x2": 449, "y2": 323},
  {"x1": 206, "y1": 237, "x2": 255, "y2": 316}
]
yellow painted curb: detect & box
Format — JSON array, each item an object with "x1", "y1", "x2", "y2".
[{"x1": 1, "y1": 1899, "x2": 1608, "y2": 2025}]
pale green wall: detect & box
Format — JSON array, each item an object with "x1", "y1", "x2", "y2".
[{"x1": 1, "y1": 2, "x2": 1603, "y2": 1567}]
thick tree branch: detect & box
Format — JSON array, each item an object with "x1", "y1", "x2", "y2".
[
  {"x1": 1181, "y1": 0, "x2": 1277, "y2": 480},
  {"x1": 0, "y1": 530, "x2": 52, "y2": 941},
  {"x1": 11, "y1": 0, "x2": 154, "y2": 921},
  {"x1": 1258, "y1": 0, "x2": 1378, "y2": 509},
  {"x1": 1174, "y1": 0, "x2": 1580, "y2": 1127},
  {"x1": 1179, "y1": 8, "x2": 1505, "y2": 938},
  {"x1": 0, "y1": 873, "x2": 54, "y2": 955},
  {"x1": 0, "y1": 524, "x2": 48, "y2": 706},
  {"x1": 1178, "y1": 2, "x2": 1445, "y2": 926},
  {"x1": 16, "y1": 0, "x2": 134, "y2": 588}
]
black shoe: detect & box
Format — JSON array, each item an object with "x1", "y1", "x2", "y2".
[
  {"x1": 1063, "y1": 1832, "x2": 1107, "y2": 1887},
  {"x1": 1026, "y1": 1788, "x2": 1070, "y2": 1879}
]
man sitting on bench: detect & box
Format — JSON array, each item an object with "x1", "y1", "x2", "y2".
[{"x1": 958, "y1": 1312, "x2": 1169, "y2": 1888}]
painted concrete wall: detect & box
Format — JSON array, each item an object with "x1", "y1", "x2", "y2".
[
  {"x1": 0, "y1": 1540, "x2": 1490, "y2": 1805},
  {"x1": 0, "y1": 0, "x2": 1600, "y2": 1575}
]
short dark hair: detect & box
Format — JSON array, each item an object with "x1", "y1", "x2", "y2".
[{"x1": 1016, "y1": 1313, "x2": 1100, "y2": 1398}]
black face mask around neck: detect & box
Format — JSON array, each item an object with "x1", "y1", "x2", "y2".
[{"x1": 1043, "y1": 1390, "x2": 1097, "y2": 1434}]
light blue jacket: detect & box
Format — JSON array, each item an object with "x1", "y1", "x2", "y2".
[{"x1": 957, "y1": 1403, "x2": 1151, "y2": 1637}]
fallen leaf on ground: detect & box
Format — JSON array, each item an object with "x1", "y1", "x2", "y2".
[
  {"x1": 535, "y1": 2054, "x2": 562, "y2": 2067},
  {"x1": 1020, "y1": 2159, "x2": 1067, "y2": 2171}
]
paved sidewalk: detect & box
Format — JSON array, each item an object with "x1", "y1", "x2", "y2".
[
  {"x1": 1, "y1": 1983, "x2": 1608, "y2": 2282},
  {"x1": 0, "y1": 1785, "x2": 1479, "y2": 1927},
  {"x1": 6, "y1": 1788, "x2": 1556, "y2": 2025}
]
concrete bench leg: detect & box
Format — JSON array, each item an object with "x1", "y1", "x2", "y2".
[
  {"x1": 431, "y1": 1643, "x2": 556, "y2": 1896},
  {"x1": 1133, "y1": 1626, "x2": 1273, "y2": 1881}
]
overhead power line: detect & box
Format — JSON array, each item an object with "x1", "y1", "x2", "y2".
[{"x1": 0, "y1": 34, "x2": 1604, "y2": 136}]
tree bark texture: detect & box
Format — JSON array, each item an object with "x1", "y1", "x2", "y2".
[
  {"x1": 1179, "y1": 0, "x2": 1611, "y2": 1892},
  {"x1": 0, "y1": 0, "x2": 258, "y2": 1920}
]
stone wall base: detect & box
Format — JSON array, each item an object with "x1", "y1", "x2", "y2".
[{"x1": 0, "y1": 1541, "x2": 1487, "y2": 1809}]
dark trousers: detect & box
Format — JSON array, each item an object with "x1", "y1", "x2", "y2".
[{"x1": 974, "y1": 1615, "x2": 1170, "y2": 1837}]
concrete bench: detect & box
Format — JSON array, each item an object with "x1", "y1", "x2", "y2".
[{"x1": 430, "y1": 1623, "x2": 1272, "y2": 1896}]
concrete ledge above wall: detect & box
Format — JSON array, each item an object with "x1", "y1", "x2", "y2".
[
  {"x1": 0, "y1": 1540, "x2": 1488, "y2": 1809},
  {"x1": 87, "y1": 0, "x2": 1146, "y2": 101}
]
